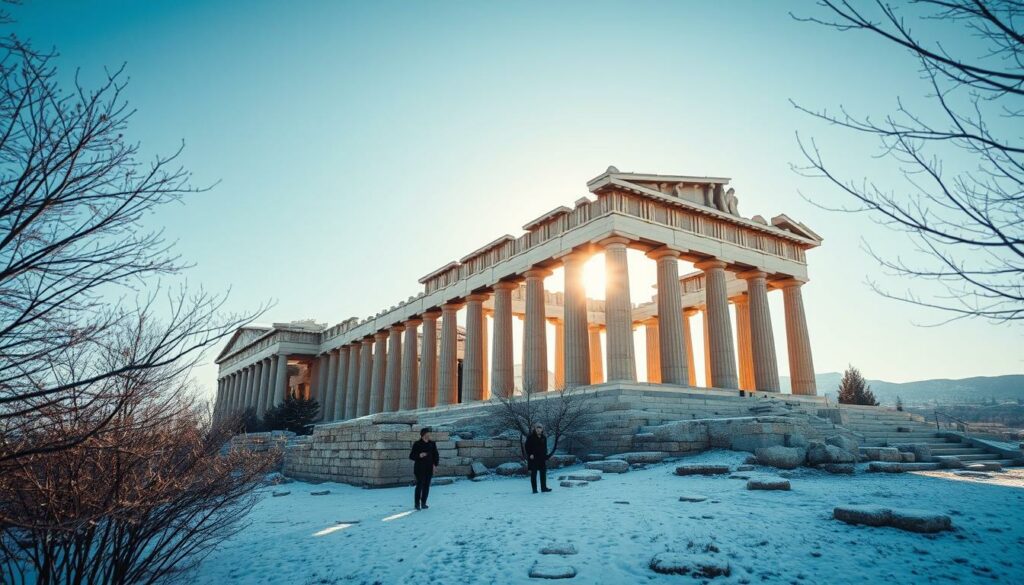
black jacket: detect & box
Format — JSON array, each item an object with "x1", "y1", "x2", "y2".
[
  {"x1": 524, "y1": 432, "x2": 548, "y2": 469},
  {"x1": 409, "y1": 439, "x2": 439, "y2": 474}
]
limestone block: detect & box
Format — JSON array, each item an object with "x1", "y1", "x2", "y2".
[
  {"x1": 833, "y1": 505, "x2": 952, "y2": 533},
  {"x1": 540, "y1": 543, "x2": 578, "y2": 555},
  {"x1": 867, "y1": 462, "x2": 941, "y2": 473},
  {"x1": 934, "y1": 455, "x2": 964, "y2": 469},
  {"x1": 806, "y1": 442, "x2": 856, "y2": 466},
  {"x1": 585, "y1": 460, "x2": 629, "y2": 473},
  {"x1": 894, "y1": 443, "x2": 932, "y2": 463},
  {"x1": 559, "y1": 480, "x2": 588, "y2": 488},
  {"x1": 565, "y1": 471, "x2": 602, "y2": 482},
  {"x1": 754, "y1": 446, "x2": 806, "y2": 470},
  {"x1": 648, "y1": 552, "x2": 731, "y2": 578},
  {"x1": 470, "y1": 461, "x2": 490, "y2": 477},
  {"x1": 606, "y1": 451, "x2": 667, "y2": 464},
  {"x1": 548, "y1": 454, "x2": 578, "y2": 469},
  {"x1": 859, "y1": 447, "x2": 901, "y2": 462},
  {"x1": 821, "y1": 463, "x2": 855, "y2": 474},
  {"x1": 965, "y1": 462, "x2": 1002, "y2": 471},
  {"x1": 678, "y1": 494, "x2": 708, "y2": 502},
  {"x1": 899, "y1": 452, "x2": 916, "y2": 463},
  {"x1": 746, "y1": 477, "x2": 790, "y2": 491},
  {"x1": 529, "y1": 559, "x2": 577, "y2": 579},
  {"x1": 675, "y1": 464, "x2": 730, "y2": 476}
]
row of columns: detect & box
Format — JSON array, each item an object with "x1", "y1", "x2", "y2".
[
  {"x1": 213, "y1": 353, "x2": 289, "y2": 423},
  {"x1": 225, "y1": 238, "x2": 817, "y2": 424}
]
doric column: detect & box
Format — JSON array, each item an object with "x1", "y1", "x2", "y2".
[
  {"x1": 213, "y1": 378, "x2": 223, "y2": 423},
  {"x1": 601, "y1": 237, "x2": 636, "y2": 382},
  {"x1": 490, "y1": 282, "x2": 517, "y2": 398},
  {"x1": 383, "y1": 325, "x2": 403, "y2": 412},
  {"x1": 462, "y1": 294, "x2": 487, "y2": 401},
  {"x1": 779, "y1": 279, "x2": 817, "y2": 395},
  {"x1": 695, "y1": 259, "x2": 738, "y2": 389},
  {"x1": 224, "y1": 374, "x2": 235, "y2": 415},
  {"x1": 370, "y1": 332, "x2": 388, "y2": 413},
  {"x1": 438, "y1": 302, "x2": 463, "y2": 405},
  {"x1": 700, "y1": 307, "x2": 712, "y2": 386},
  {"x1": 561, "y1": 251, "x2": 591, "y2": 387},
  {"x1": 522, "y1": 269, "x2": 551, "y2": 392},
  {"x1": 419, "y1": 309, "x2": 441, "y2": 408},
  {"x1": 240, "y1": 366, "x2": 252, "y2": 412},
  {"x1": 732, "y1": 294, "x2": 755, "y2": 391},
  {"x1": 345, "y1": 343, "x2": 361, "y2": 418},
  {"x1": 400, "y1": 319, "x2": 420, "y2": 410},
  {"x1": 273, "y1": 354, "x2": 288, "y2": 405},
  {"x1": 588, "y1": 325, "x2": 604, "y2": 383},
  {"x1": 550, "y1": 318, "x2": 565, "y2": 389},
  {"x1": 334, "y1": 346, "x2": 350, "y2": 420},
  {"x1": 740, "y1": 270, "x2": 781, "y2": 392},
  {"x1": 266, "y1": 356, "x2": 278, "y2": 410},
  {"x1": 357, "y1": 337, "x2": 374, "y2": 416},
  {"x1": 314, "y1": 356, "x2": 327, "y2": 411},
  {"x1": 682, "y1": 308, "x2": 697, "y2": 386},
  {"x1": 649, "y1": 247, "x2": 689, "y2": 385},
  {"x1": 323, "y1": 351, "x2": 339, "y2": 420},
  {"x1": 481, "y1": 309, "x2": 490, "y2": 398},
  {"x1": 259, "y1": 358, "x2": 273, "y2": 416},
  {"x1": 643, "y1": 317, "x2": 661, "y2": 383}
]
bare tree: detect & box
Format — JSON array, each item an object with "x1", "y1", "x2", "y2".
[
  {"x1": 793, "y1": 1, "x2": 1024, "y2": 323},
  {"x1": 0, "y1": 360, "x2": 278, "y2": 585},
  {"x1": 0, "y1": 28, "x2": 267, "y2": 463},
  {"x1": 491, "y1": 387, "x2": 596, "y2": 459}
]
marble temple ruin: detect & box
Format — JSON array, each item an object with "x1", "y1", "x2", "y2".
[{"x1": 212, "y1": 167, "x2": 823, "y2": 426}]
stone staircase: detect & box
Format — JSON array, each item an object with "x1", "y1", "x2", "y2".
[{"x1": 831, "y1": 405, "x2": 1023, "y2": 468}]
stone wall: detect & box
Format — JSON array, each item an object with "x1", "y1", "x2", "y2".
[
  {"x1": 274, "y1": 385, "x2": 869, "y2": 487},
  {"x1": 282, "y1": 414, "x2": 522, "y2": 487}
]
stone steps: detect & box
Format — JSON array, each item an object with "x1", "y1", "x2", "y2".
[
  {"x1": 862, "y1": 437, "x2": 953, "y2": 446},
  {"x1": 929, "y1": 447, "x2": 989, "y2": 456}
]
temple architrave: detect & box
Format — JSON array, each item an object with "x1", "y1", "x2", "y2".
[{"x1": 212, "y1": 167, "x2": 823, "y2": 426}]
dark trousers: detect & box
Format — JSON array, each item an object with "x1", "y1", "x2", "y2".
[
  {"x1": 414, "y1": 470, "x2": 432, "y2": 505},
  {"x1": 530, "y1": 461, "x2": 548, "y2": 492}
]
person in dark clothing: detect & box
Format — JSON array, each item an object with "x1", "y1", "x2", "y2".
[
  {"x1": 409, "y1": 427, "x2": 439, "y2": 510},
  {"x1": 524, "y1": 423, "x2": 552, "y2": 493}
]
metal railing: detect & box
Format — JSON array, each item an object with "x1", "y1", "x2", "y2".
[{"x1": 934, "y1": 411, "x2": 971, "y2": 436}]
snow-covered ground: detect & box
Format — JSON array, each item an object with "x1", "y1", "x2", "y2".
[{"x1": 193, "y1": 451, "x2": 1024, "y2": 584}]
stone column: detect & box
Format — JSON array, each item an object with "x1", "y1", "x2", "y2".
[
  {"x1": 780, "y1": 279, "x2": 817, "y2": 395},
  {"x1": 695, "y1": 259, "x2": 738, "y2": 389},
  {"x1": 224, "y1": 374, "x2": 234, "y2": 415},
  {"x1": 258, "y1": 358, "x2": 272, "y2": 416},
  {"x1": 240, "y1": 366, "x2": 252, "y2": 412},
  {"x1": 700, "y1": 307, "x2": 712, "y2": 386},
  {"x1": 419, "y1": 309, "x2": 441, "y2": 408},
  {"x1": 266, "y1": 356, "x2": 278, "y2": 410},
  {"x1": 334, "y1": 346, "x2": 350, "y2": 420},
  {"x1": 314, "y1": 356, "x2": 327, "y2": 411},
  {"x1": 602, "y1": 237, "x2": 637, "y2": 382},
  {"x1": 643, "y1": 317, "x2": 661, "y2": 383},
  {"x1": 371, "y1": 332, "x2": 388, "y2": 413},
  {"x1": 490, "y1": 282, "x2": 517, "y2": 398},
  {"x1": 588, "y1": 325, "x2": 604, "y2": 383},
  {"x1": 649, "y1": 247, "x2": 689, "y2": 385},
  {"x1": 323, "y1": 351, "x2": 339, "y2": 420},
  {"x1": 481, "y1": 309, "x2": 490, "y2": 398},
  {"x1": 550, "y1": 318, "x2": 565, "y2": 388},
  {"x1": 357, "y1": 337, "x2": 374, "y2": 416},
  {"x1": 273, "y1": 354, "x2": 288, "y2": 405},
  {"x1": 740, "y1": 270, "x2": 781, "y2": 392},
  {"x1": 213, "y1": 378, "x2": 223, "y2": 423},
  {"x1": 400, "y1": 319, "x2": 420, "y2": 410},
  {"x1": 383, "y1": 325, "x2": 403, "y2": 412},
  {"x1": 345, "y1": 343, "x2": 361, "y2": 418},
  {"x1": 682, "y1": 308, "x2": 697, "y2": 386},
  {"x1": 522, "y1": 269, "x2": 550, "y2": 392},
  {"x1": 462, "y1": 294, "x2": 487, "y2": 401},
  {"x1": 561, "y1": 251, "x2": 591, "y2": 387},
  {"x1": 438, "y1": 302, "x2": 463, "y2": 405},
  {"x1": 732, "y1": 294, "x2": 755, "y2": 391}
]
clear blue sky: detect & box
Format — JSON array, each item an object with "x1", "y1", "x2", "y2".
[{"x1": 13, "y1": 1, "x2": 1021, "y2": 398}]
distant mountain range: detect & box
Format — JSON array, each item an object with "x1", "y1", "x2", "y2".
[{"x1": 780, "y1": 373, "x2": 1024, "y2": 406}]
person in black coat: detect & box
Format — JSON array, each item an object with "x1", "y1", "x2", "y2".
[
  {"x1": 524, "y1": 423, "x2": 552, "y2": 493},
  {"x1": 408, "y1": 427, "x2": 439, "y2": 510}
]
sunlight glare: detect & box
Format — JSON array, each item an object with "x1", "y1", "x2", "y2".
[{"x1": 313, "y1": 523, "x2": 353, "y2": 537}]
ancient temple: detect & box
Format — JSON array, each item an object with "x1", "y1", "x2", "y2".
[{"x1": 212, "y1": 167, "x2": 823, "y2": 424}]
